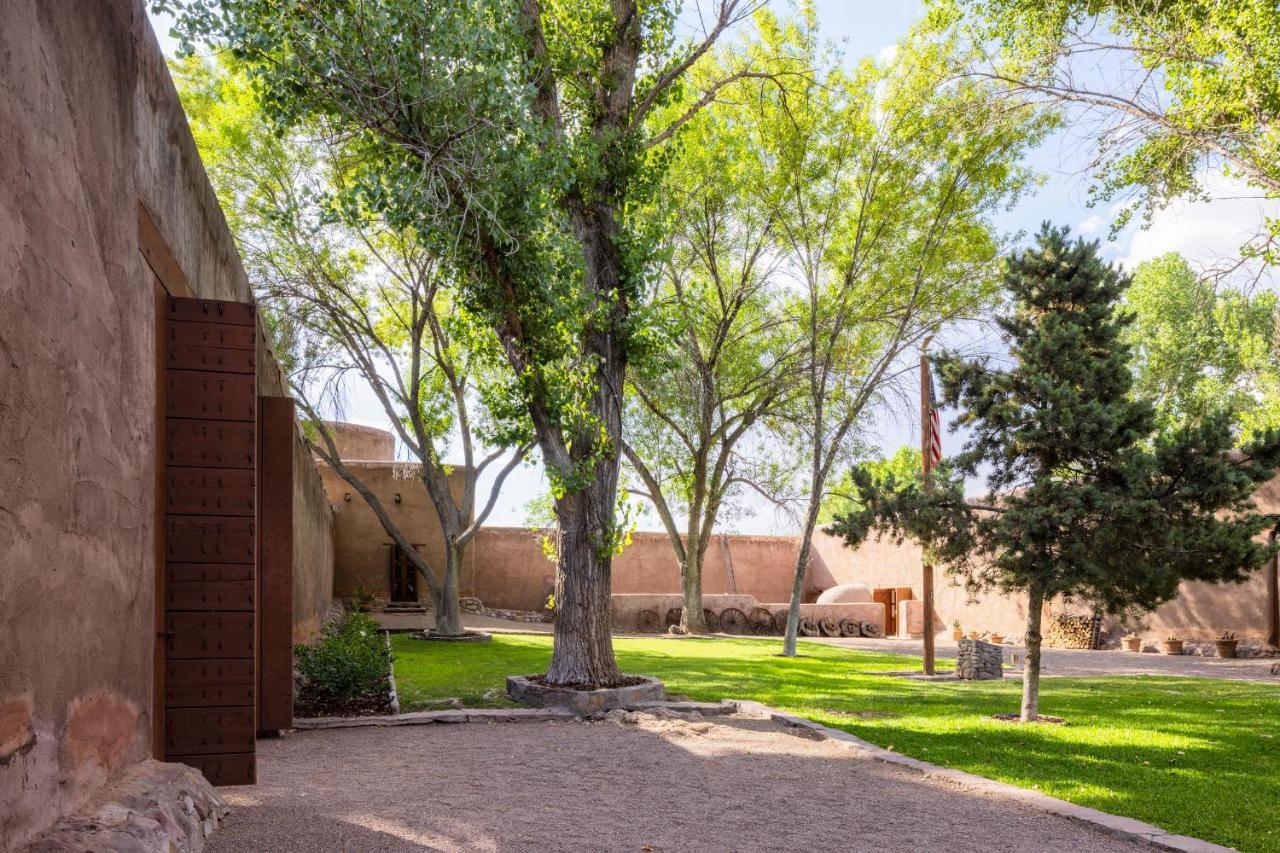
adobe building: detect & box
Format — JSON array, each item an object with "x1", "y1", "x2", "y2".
[{"x1": 1, "y1": 3, "x2": 335, "y2": 848}]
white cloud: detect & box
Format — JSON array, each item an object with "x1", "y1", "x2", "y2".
[
  {"x1": 1076, "y1": 214, "x2": 1105, "y2": 236},
  {"x1": 1118, "y1": 175, "x2": 1278, "y2": 276}
]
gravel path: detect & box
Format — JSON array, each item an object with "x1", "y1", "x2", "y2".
[{"x1": 209, "y1": 714, "x2": 1154, "y2": 853}]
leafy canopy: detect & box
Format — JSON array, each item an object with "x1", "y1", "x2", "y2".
[{"x1": 829, "y1": 225, "x2": 1280, "y2": 613}]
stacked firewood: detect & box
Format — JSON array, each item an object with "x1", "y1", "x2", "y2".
[{"x1": 1043, "y1": 612, "x2": 1102, "y2": 649}]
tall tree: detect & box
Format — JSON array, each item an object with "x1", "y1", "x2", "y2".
[
  {"x1": 750, "y1": 12, "x2": 1051, "y2": 656},
  {"x1": 623, "y1": 40, "x2": 802, "y2": 635},
  {"x1": 1124, "y1": 252, "x2": 1280, "y2": 440},
  {"x1": 173, "y1": 57, "x2": 532, "y2": 636},
  {"x1": 953, "y1": 0, "x2": 1280, "y2": 273},
  {"x1": 830, "y1": 225, "x2": 1280, "y2": 721},
  {"x1": 165, "y1": 0, "x2": 763, "y2": 685}
]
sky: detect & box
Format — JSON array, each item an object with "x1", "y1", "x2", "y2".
[{"x1": 146, "y1": 2, "x2": 1277, "y2": 533}]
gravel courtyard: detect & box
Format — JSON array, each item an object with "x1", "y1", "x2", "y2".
[{"x1": 208, "y1": 713, "x2": 1155, "y2": 852}]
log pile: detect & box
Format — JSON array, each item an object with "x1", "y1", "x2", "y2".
[{"x1": 1043, "y1": 612, "x2": 1102, "y2": 649}]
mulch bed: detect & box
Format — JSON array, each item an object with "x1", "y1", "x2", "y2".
[
  {"x1": 294, "y1": 680, "x2": 393, "y2": 718},
  {"x1": 524, "y1": 673, "x2": 651, "y2": 691}
]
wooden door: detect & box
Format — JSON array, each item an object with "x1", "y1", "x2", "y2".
[
  {"x1": 162, "y1": 296, "x2": 257, "y2": 785},
  {"x1": 873, "y1": 588, "x2": 896, "y2": 636},
  {"x1": 257, "y1": 397, "x2": 294, "y2": 734},
  {"x1": 390, "y1": 544, "x2": 418, "y2": 602}
]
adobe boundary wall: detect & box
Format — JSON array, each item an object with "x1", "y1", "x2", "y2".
[{"x1": 0, "y1": 3, "x2": 334, "y2": 846}]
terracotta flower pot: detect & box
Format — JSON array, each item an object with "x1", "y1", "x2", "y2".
[
  {"x1": 1215, "y1": 640, "x2": 1238, "y2": 659},
  {"x1": 1122, "y1": 637, "x2": 1142, "y2": 652},
  {"x1": 951, "y1": 629, "x2": 964, "y2": 641},
  {"x1": 1161, "y1": 640, "x2": 1183, "y2": 655},
  {"x1": 989, "y1": 634, "x2": 1004, "y2": 644},
  {"x1": 967, "y1": 631, "x2": 981, "y2": 640}
]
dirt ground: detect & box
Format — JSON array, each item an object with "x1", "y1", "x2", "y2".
[{"x1": 209, "y1": 713, "x2": 1153, "y2": 852}]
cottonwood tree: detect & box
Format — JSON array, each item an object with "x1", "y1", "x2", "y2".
[
  {"x1": 829, "y1": 225, "x2": 1280, "y2": 721},
  {"x1": 174, "y1": 57, "x2": 532, "y2": 636},
  {"x1": 954, "y1": 0, "x2": 1280, "y2": 274},
  {"x1": 746, "y1": 13, "x2": 1052, "y2": 656},
  {"x1": 623, "y1": 46, "x2": 803, "y2": 634},
  {"x1": 165, "y1": 0, "x2": 764, "y2": 685},
  {"x1": 1124, "y1": 252, "x2": 1280, "y2": 441}
]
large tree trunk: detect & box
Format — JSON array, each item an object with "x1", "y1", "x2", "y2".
[
  {"x1": 434, "y1": 540, "x2": 464, "y2": 637},
  {"x1": 681, "y1": 517, "x2": 709, "y2": 634},
  {"x1": 545, "y1": 476, "x2": 624, "y2": 686},
  {"x1": 1021, "y1": 585, "x2": 1045, "y2": 722}
]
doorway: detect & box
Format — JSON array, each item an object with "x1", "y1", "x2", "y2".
[{"x1": 389, "y1": 544, "x2": 421, "y2": 602}]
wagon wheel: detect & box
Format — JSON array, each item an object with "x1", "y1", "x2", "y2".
[
  {"x1": 839, "y1": 618, "x2": 862, "y2": 638},
  {"x1": 703, "y1": 608, "x2": 722, "y2": 633},
  {"x1": 819, "y1": 617, "x2": 842, "y2": 637},
  {"x1": 860, "y1": 621, "x2": 884, "y2": 639},
  {"x1": 665, "y1": 608, "x2": 682, "y2": 629},
  {"x1": 636, "y1": 609, "x2": 661, "y2": 634},
  {"x1": 772, "y1": 609, "x2": 789, "y2": 635},
  {"x1": 799, "y1": 617, "x2": 819, "y2": 637},
  {"x1": 718, "y1": 607, "x2": 749, "y2": 635},
  {"x1": 749, "y1": 608, "x2": 774, "y2": 635}
]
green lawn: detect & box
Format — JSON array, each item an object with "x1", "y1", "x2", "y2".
[{"x1": 390, "y1": 633, "x2": 1280, "y2": 852}]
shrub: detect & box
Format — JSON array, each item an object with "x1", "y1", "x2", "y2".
[{"x1": 295, "y1": 612, "x2": 390, "y2": 700}]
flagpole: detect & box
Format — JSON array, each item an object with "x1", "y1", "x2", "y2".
[{"x1": 920, "y1": 337, "x2": 936, "y2": 676}]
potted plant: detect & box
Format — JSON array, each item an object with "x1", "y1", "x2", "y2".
[
  {"x1": 989, "y1": 632, "x2": 1005, "y2": 644},
  {"x1": 1215, "y1": 631, "x2": 1238, "y2": 659},
  {"x1": 951, "y1": 619, "x2": 964, "y2": 641},
  {"x1": 1161, "y1": 634, "x2": 1184, "y2": 655},
  {"x1": 967, "y1": 630, "x2": 982, "y2": 640},
  {"x1": 1122, "y1": 632, "x2": 1142, "y2": 652}
]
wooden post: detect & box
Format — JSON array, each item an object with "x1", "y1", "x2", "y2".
[
  {"x1": 920, "y1": 342, "x2": 936, "y2": 676},
  {"x1": 1268, "y1": 528, "x2": 1279, "y2": 648}
]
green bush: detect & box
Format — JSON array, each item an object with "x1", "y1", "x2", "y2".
[{"x1": 294, "y1": 612, "x2": 390, "y2": 700}]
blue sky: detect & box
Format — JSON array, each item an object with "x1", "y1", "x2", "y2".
[{"x1": 148, "y1": 2, "x2": 1276, "y2": 532}]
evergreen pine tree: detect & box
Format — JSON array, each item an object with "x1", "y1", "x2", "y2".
[{"x1": 829, "y1": 224, "x2": 1280, "y2": 721}]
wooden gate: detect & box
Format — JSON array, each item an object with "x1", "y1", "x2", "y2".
[{"x1": 162, "y1": 296, "x2": 257, "y2": 785}]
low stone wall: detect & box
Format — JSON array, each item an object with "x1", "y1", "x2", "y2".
[
  {"x1": 610, "y1": 593, "x2": 884, "y2": 635},
  {"x1": 956, "y1": 639, "x2": 1003, "y2": 680}
]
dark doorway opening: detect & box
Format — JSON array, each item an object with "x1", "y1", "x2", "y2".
[{"x1": 390, "y1": 544, "x2": 421, "y2": 603}]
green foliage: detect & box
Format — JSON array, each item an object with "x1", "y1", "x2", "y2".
[
  {"x1": 821, "y1": 446, "x2": 921, "y2": 524},
  {"x1": 295, "y1": 613, "x2": 390, "y2": 701},
  {"x1": 391, "y1": 632, "x2": 1280, "y2": 852},
  {"x1": 1124, "y1": 252, "x2": 1280, "y2": 440},
  {"x1": 954, "y1": 0, "x2": 1280, "y2": 260},
  {"x1": 830, "y1": 226, "x2": 1280, "y2": 616}
]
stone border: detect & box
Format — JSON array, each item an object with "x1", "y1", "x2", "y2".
[
  {"x1": 293, "y1": 699, "x2": 737, "y2": 730},
  {"x1": 507, "y1": 674, "x2": 665, "y2": 713},
  {"x1": 737, "y1": 701, "x2": 1233, "y2": 853},
  {"x1": 292, "y1": 696, "x2": 1229, "y2": 852},
  {"x1": 383, "y1": 631, "x2": 401, "y2": 715}
]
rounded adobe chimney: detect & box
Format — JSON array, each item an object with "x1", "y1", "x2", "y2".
[{"x1": 316, "y1": 421, "x2": 395, "y2": 461}]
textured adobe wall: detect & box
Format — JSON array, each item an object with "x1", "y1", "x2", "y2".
[
  {"x1": 293, "y1": 426, "x2": 335, "y2": 642},
  {"x1": 0, "y1": 3, "x2": 335, "y2": 845},
  {"x1": 318, "y1": 422, "x2": 396, "y2": 462},
  {"x1": 320, "y1": 462, "x2": 468, "y2": 601}
]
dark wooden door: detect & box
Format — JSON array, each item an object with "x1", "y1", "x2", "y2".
[
  {"x1": 163, "y1": 296, "x2": 257, "y2": 785},
  {"x1": 390, "y1": 544, "x2": 418, "y2": 602},
  {"x1": 873, "y1": 588, "x2": 896, "y2": 637},
  {"x1": 257, "y1": 396, "x2": 294, "y2": 734}
]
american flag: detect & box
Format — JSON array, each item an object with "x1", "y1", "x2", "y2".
[{"x1": 926, "y1": 368, "x2": 943, "y2": 470}]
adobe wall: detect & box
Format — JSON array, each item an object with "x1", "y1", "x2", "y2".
[
  {"x1": 0, "y1": 3, "x2": 334, "y2": 846},
  {"x1": 319, "y1": 421, "x2": 396, "y2": 462},
  {"x1": 465, "y1": 528, "x2": 809, "y2": 613},
  {"x1": 293, "y1": 428, "x2": 336, "y2": 643},
  {"x1": 321, "y1": 462, "x2": 468, "y2": 600}
]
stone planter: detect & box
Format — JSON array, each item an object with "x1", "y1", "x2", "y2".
[
  {"x1": 1215, "y1": 639, "x2": 1238, "y2": 658},
  {"x1": 1161, "y1": 640, "x2": 1184, "y2": 655},
  {"x1": 1122, "y1": 637, "x2": 1142, "y2": 653},
  {"x1": 506, "y1": 674, "x2": 665, "y2": 714}
]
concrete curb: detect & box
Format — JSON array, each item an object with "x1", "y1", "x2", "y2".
[
  {"x1": 293, "y1": 699, "x2": 738, "y2": 731},
  {"x1": 736, "y1": 701, "x2": 1235, "y2": 853}
]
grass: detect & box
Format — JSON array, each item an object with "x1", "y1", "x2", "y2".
[{"x1": 389, "y1": 632, "x2": 1280, "y2": 852}]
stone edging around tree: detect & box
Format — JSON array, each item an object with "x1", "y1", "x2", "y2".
[{"x1": 293, "y1": 698, "x2": 1230, "y2": 853}]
